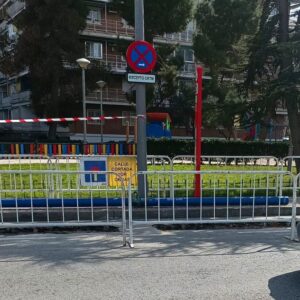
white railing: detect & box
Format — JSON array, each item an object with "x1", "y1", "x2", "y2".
[
  {"x1": 84, "y1": 19, "x2": 193, "y2": 44},
  {"x1": 0, "y1": 156, "x2": 299, "y2": 247},
  {"x1": 104, "y1": 54, "x2": 127, "y2": 72},
  {"x1": 172, "y1": 155, "x2": 280, "y2": 168},
  {"x1": 85, "y1": 19, "x2": 134, "y2": 37},
  {"x1": 158, "y1": 30, "x2": 194, "y2": 43},
  {"x1": 0, "y1": 169, "x2": 127, "y2": 245},
  {"x1": 291, "y1": 173, "x2": 299, "y2": 241},
  {"x1": 127, "y1": 170, "x2": 297, "y2": 247},
  {"x1": 282, "y1": 156, "x2": 300, "y2": 174},
  {"x1": 86, "y1": 88, "x2": 127, "y2": 104}
]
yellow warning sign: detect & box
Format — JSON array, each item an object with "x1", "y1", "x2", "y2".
[{"x1": 108, "y1": 156, "x2": 137, "y2": 187}]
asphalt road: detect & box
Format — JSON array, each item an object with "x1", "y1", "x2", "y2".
[{"x1": 0, "y1": 226, "x2": 299, "y2": 300}]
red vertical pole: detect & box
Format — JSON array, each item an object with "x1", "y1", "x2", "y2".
[{"x1": 194, "y1": 66, "x2": 203, "y2": 197}]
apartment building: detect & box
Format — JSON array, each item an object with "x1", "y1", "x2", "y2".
[{"x1": 0, "y1": 0, "x2": 196, "y2": 142}]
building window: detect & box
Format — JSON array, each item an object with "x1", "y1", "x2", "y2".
[
  {"x1": 87, "y1": 109, "x2": 103, "y2": 124},
  {"x1": 9, "y1": 83, "x2": 18, "y2": 95},
  {"x1": 86, "y1": 42, "x2": 103, "y2": 59},
  {"x1": 0, "y1": 110, "x2": 10, "y2": 120},
  {"x1": 184, "y1": 49, "x2": 194, "y2": 63},
  {"x1": 87, "y1": 7, "x2": 101, "y2": 23},
  {"x1": 186, "y1": 21, "x2": 195, "y2": 32},
  {"x1": 122, "y1": 111, "x2": 136, "y2": 126}
]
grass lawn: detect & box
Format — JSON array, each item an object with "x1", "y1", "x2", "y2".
[{"x1": 0, "y1": 161, "x2": 294, "y2": 199}]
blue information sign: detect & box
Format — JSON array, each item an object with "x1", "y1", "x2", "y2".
[{"x1": 80, "y1": 158, "x2": 107, "y2": 186}]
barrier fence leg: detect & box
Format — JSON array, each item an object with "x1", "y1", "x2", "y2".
[
  {"x1": 291, "y1": 176, "x2": 298, "y2": 241},
  {"x1": 121, "y1": 184, "x2": 127, "y2": 247},
  {"x1": 170, "y1": 173, "x2": 175, "y2": 200},
  {"x1": 128, "y1": 182, "x2": 134, "y2": 248}
]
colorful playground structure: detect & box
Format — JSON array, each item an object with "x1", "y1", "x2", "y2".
[
  {"x1": 147, "y1": 112, "x2": 172, "y2": 138},
  {"x1": 0, "y1": 142, "x2": 137, "y2": 156}
]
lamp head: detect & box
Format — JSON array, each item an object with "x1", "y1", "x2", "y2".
[
  {"x1": 96, "y1": 80, "x2": 106, "y2": 89},
  {"x1": 76, "y1": 58, "x2": 90, "y2": 69}
]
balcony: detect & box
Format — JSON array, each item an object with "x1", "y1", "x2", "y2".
[
  {"x1": 180, "y1": 63, "x2": 196, "y2": 78},
  {"x1": 101, "y1": 54, "x2": 127, "y2": 73},
  {"x1": 83, "y1": 19, "x2": 193, "y2": 45},
  {"x1": 86, "y1": 88, "x2": 130, "y2": 106},
  {"x1": 100, "y1": 53, "x2": 196, "y2": 78},
  {"x1": 276, "y1": 101, "x2": 288, "y2": 115},
  {"x1": 155, "y1": 31, "x2": 194, "y2": 45},
  {"x1": 6, "y1": 0, "x2": 25, "y2": 19},
  {"x1": 84, "y1": 19, "x2": 134, "y2": 39},
  {"x1": 0, "y1": 90, "x2": 30, "y2": 108}
]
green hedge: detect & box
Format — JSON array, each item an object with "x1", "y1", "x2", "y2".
[{"x1": 147, "y1": 139, "x2": 289, "y2": 158}]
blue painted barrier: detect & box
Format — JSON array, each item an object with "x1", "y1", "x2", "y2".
[
  {"x1": 20, "y1": 144, "x2": 24, "y2": 155},
  {"x1": 0, "y1": 197, "x2": 289, "y2": 208},
  {"x1": 63, "y1": 144, "x2": 68, "y2": 155},
  {"x1": 76, "y1": 144, "x2": 80, "y2": 155},
  {"x1": 48, "y1": 144, "x2": 52, "y2": 156},
  {"x1": 0, "y1": 198, "x2": 124, "y2": 208},
  {"x1": 119, "y1": 143, "x2": 124, "y2": 155},
  {"x1": 146, "y1": 197, "x2": 290, "y2": 206},
  {"x1": 106, "y1": 144, "x2": 111, "y2": 155}
]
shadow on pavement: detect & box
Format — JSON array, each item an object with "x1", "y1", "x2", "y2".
[
  {"x1": 0, "y1": 226, "x2": 299, "y2": 268},
  {"x1": 269, "y1": 271, "x2": 300, "y2": 300}
]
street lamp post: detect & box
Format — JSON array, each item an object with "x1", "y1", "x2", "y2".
[
  {"x1": 76, "y1": 58, "x2": 90, "y2": 144},
  {"x1": 96, "y1": 80, "x2": 106, "y2": 144}
]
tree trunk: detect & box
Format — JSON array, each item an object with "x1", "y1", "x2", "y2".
[
  {"x1": 48, "y1": 123, "x2": 58, "y2": 140},
  {"x1": 286, "y1": 102, "x2": 300, "y2": 171},
  {"x1": 279, "y1": 0, "x2": 300, "y2": 172},
  {"x1": 47, "y1": 71, "x2": 60, "y2": 140}
]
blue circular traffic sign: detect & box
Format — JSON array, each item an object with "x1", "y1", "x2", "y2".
[{"x1": 126, "y1": 41, "x2": 157, "y2": 74}]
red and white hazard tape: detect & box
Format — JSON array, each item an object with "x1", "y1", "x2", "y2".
[{"x1": 0, "y1": 115, "x2": 144, "y2": 124}]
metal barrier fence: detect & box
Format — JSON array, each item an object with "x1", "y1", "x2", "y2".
[
  {"x1": 0, "y1": 170, "x2": 127, "y2": 245},
  {"x1": 0, "y1": 155, "x2": 299, "y2": 247},
  {"x1": 282, "y1": 156, "x2": 300, "y2": 174},
  {"x1": 127, "y1": 170, "x2": 296, "y2": 247},
  {"x1": 172, "y1": 155, "x2": 280, "y2": 168},
  {"x1": 291, "y1": 173, "x2": 300, "y2": 241},
  {"x1": 50, "y1": 155, "x2": 172, "y2": 171},
  {"x1": 0, "y1": 154, "x2": 50, "y2": 170},
  {"x1": 0, "y1": 154, "x2": 282, "y2": 172},
  {"x1": 48, "y1": 155, "x2": 173, "y2": 188}
]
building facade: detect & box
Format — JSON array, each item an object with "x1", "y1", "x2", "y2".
[
  {"x1": 0, "y1": 0, "x2": 196, "y2": 142},
  {"x1": 0, "y1": 0, "x2": 290, "y2": 143}
]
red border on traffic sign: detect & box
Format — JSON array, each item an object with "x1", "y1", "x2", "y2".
[{"x1": 126, "y1": 41, "x2": 157, "y2": 74}]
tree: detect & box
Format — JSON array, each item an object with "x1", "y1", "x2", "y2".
[
  {"x1": 111, "y1": 0, "x2": 193, "y2": 41},
  {"x1": 193, "y1": 0, "x2": 258, "y2": 139},
  {"x1": 112, "y1": 0, "x2": 194, "y2": 131},
  {"x1": 0, "y1": 0, "x2": 108, "y2": 138},
  {"x1": 150, "y1": 44, "x2": 184, "y2": 108},
  {"x1": 169, "y1": 82, "x2": 195, "y2": 136},
  {"x1": 203, "y1": 89, "x2": 248, "y2": 140},
  {"x1": 246, "y1": 0, "x2": 300, "y2": 170}
]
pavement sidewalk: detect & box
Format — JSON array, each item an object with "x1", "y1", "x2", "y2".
[{"x1": 0, "y1": 226, "x2": 299, "y2": 300}]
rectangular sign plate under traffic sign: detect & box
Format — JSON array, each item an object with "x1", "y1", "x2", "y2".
[{"x1": 127, "y1": 73, "x2": 156, "y2": 84}]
